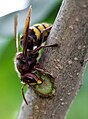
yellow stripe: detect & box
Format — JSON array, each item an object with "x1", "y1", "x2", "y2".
[
  {"x1": 33, "y1": 23, "x2": 51, "y2": 29},
  {"x1": 33, "y1": 24, "x2": 45, "y2": 32},
  {"x1": 42, "y1": 23, "x2": 52, "y2": 28},
  {"x1": 30, "y1": 26, "x2": 41, "y2": 39},
  {"x1": 30, "y1": 23, "x2": 52, "y2": 39},
  {"x1": 37, "y1": 24, "x2": 45, "y2": 32}
]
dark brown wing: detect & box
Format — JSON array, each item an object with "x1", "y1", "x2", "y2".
[
  {"x1": 14, "y1": 14, "x2": 19, "y2": 53},
  {"x1": 23, "y1": 6, "x2": 32, "y2": 58}
]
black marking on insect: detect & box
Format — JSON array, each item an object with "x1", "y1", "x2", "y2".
[
  {"x1": 20, "y1": 17, "x2": 52, "y2": 50},
  {"x1": 14, "y1": 6, "x2": 58, "y2": 105}
]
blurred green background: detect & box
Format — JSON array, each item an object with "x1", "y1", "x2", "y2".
[{"x1": 0, "y1": 0, "x2": 88, "y2": 119}]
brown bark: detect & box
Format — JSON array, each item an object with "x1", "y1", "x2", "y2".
[{"x1": 17, "y1": 0, "x2": 88, "y2": 119}]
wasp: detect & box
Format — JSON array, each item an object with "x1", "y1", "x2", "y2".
[
  {"x1": 20, "y1": 22, "x2": 52, "y2": 50},
  {"x1": 14, "y1": 6, "x2": 57, "y2": 105},
  {"x1": 20, "y1": 11, "x2": 52, "y2": 50}
]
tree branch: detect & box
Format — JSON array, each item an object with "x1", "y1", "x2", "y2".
[{"x1": 17, "y1": 0, "x2": 88, "y2": 119}]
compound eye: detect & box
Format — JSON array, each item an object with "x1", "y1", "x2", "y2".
[
  {"x1": 16, "y1": 59, "x2": 23, "y2": 67},
  {"x1": 16, "y1": 56, "x2": 25, "y2": 67}
]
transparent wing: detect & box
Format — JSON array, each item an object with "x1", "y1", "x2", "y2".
[
  {"x1": 23, "y1": 6, "x2": 32, "y2": 57},
  {"x1": 14, "y1": 14, "x2": 19, "y2": 53}
]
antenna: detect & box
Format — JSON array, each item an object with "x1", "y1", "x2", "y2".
[
  {"x1": 23, "y1": 6, "x2": 32, "y2": 57},
  {"x1": 14, "y1": 14, "x2": 19, "y2": 53}
]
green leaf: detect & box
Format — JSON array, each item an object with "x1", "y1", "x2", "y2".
[{"x1": 0, "y1": 39, "x2": 22, "y2": 119}]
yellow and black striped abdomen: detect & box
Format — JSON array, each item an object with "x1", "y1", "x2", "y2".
[{"x1": 29, "y1": 23, "x2": 52, "y2": 47}]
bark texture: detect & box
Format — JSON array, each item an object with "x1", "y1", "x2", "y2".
[{"x1": 17, "y1": 0, "x2": 88, "y2": 119}]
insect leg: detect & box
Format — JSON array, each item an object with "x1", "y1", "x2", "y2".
[
  {"x1": 22, "y1": 83, "x2": 28, "y2": 105},
  {"x1": 34, "y1": 67, "x2": 54, "y2": 78},
  {"x1": 30, "y1": 43, "x2": 58, "y2": 54},
  {"x1": 21, "y1": 73, "x2": 42, "y2": 85}
]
